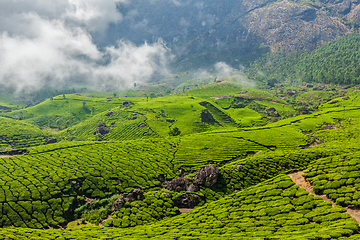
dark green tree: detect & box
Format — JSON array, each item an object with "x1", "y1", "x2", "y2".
[{"x1": 168, "y1": 127, "x2": 181, "y2": 136}]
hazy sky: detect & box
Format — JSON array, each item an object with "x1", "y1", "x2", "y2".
[{"x1": 0, "y1": 0, "x2": 171, "y2": 92}]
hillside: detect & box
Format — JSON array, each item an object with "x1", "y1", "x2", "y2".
[
  {"x1": 98, "y1": 0, "x2": 360, "y2": 71},
  {"x1": 0, "y1": 79, "x2": 360, "y2": 239},
  {"x1": 248, "y1": 33, "x2": 360, "y2": 85}
]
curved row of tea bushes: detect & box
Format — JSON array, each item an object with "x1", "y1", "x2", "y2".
[
  {"x1": 174, "y1": 133, "x2": 267, "y2": 171},
  {"x1": 103, "y1": 190, "x2": 180, "y2": 228},
  {"x1": 0, "y1": 140, "x2": 178, "y2": 228},
  {"x1": 0, "y1": 174, "x2": 357, "y2": 239},
  {"x1": 0, "y1": 117, "x2": 50, "y2": 151},
  {"x1": 61, "y1": 108, "x2": 155, "y2": 141},
  {"x1": 303, "y1": 152, "x2": 360, "y2": 207},
  {"x1": 220, "y1": 147, "x2": 350, "y2": 192}
]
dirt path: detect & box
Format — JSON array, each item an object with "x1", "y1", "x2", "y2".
[
  {"x1": 0, "y1": 154, "x2": 24, "y2": 158},
  {"x1": 288, "y1": 171, "x2": 360, "y2": 225},
  {"x1": 179, "y1": 208, "x2": 193, "y2": 214}
]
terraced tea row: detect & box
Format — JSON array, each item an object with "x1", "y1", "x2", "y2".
[
  {"x1": 0, "y1": 140, "x2": 178, "y2": 228},
  {"x1": 0, "y1": 175, "x2": 357, "y2": 239},
  {"x1": 303, "y1": 152, "x2": 360, "y2": 208},
  {"x1": 0, "y1": 117, "x2": 51, "y2": 152}
]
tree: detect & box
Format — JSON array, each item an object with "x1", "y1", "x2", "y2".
[
  {"x1": 169, "y1": 127, "x2": 181, "y2": 136},
  {"x1": 134, "y1": 83, "x2": 137, "y2": 89}
]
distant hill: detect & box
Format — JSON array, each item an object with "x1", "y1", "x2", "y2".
[
  {"x1": 248, "y1": 33, "x2": 360, "y2": 85},
  {"x1": 105, "y1": 0, "x2": 360, "y2": 71}
]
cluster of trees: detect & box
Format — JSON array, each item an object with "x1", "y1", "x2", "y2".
[{"x1": 249, "y1": 33, "x2": 360, "y2": 85}]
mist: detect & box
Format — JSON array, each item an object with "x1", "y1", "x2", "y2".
[{"x1": 0, "y1": 0, "x2": 172, "y2": 94}]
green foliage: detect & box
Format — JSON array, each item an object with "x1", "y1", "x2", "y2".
[
  {"x1": 249, "y1": 33, "x2": 360, "y2": 85},
  {"x1": 0, "y1": 175, "x2": 357, "y2": 239},
  {"x1": 303, "y1": 152, "x2": 360, "y2": 207},
  {"x1": 0, "y1": 117, "x2": 50, "y2": 151},
  {"x1": 168, "y1": 127, "x2": 181, "y2": 136}
]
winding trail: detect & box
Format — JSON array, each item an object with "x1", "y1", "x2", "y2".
[
  {"x1": 0, "y1": 154, "x2": 24, "y2": 158},
  {"x1": 288, "y1": 171, "x2": 360, "y2": 225}
]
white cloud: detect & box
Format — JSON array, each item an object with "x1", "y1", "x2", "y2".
[{"x1": 0, "y1": 0, "x2": 172, "y2": 93}]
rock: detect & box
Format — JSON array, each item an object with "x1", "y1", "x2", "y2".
[
  {"x1": 306, "y1": 84, "x2": 313, "y2": 88},
  {"x1": 193, "y1": 164, "x2": 220, "y2": 187},
  {"x1": 286, "y1": 89, "x2": 297, "y2": 96},
  {"x1": 94, "y1": 123, "x2": 109, "y2": 135},
  {"x1": 329, "y1": 100, "x2": 339, "y2": 104},
  {"x1": 176, "y1": 194, "x2": 201, "y2": 208},
  {"x1": 236, "y1": 165, "x2": 243, "y2": 170},
  {"x1": 166, "y1": 177, "x2": 192, "y2": 192},
  {"x1": 189, "y1": 97, "x2": 194, "y2": 99},
  {"x1": 342, "y1": 86, "x2": 350, "y2": 89},
  {"x1": 166, "y1": 119, "x2": 175, "y2": 123},
  {"x1": 158, "y1": 174, "x2": 165, "y2": 182},
  {"x1": 186, "y1": 184, "x2": 200, "y2": 192},
  {"x1": 125, "y1": 188, "x2": 143, "y2": 202},
  {"x1": 165, "y1": 193, "x2": 172, "y2": 198},
  {"x1": 143, "y1": 132, "x2": 148, "y2": 136},
  {"x1": 112, "y1": 196, "x2": 125, "y2": 211},
  {"x1": 237, "y1": 91, "x2": 248, "y2": 94},
  {"x1": 105, "y1": 111, "x2": 114, "y2": 116},
  {"x1": 1, "y1": 135, "x2": 6, "y2": 140},
  {"x1": 343, "y1": 96, "x2": 349, "y2": 100},
  {"x1": 130, "y1": 115, "x2": 137, "y2": 120},
  {"x1": 45, "y1": 138, "x2": 57, "y2": 145},
  {"x1": 110, "y1": 122, "x2": 115, "y2": 128},
  {"x1": 139, "y1": 123, "x2": 146, "y2": 127},
  {"x1": 265, "y1": 107, "x2": 279, "y2": 117},
  {"x1": 122, "y1": 101, "x2": 130, "y2": 106}
]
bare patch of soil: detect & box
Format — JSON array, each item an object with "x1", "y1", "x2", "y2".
[
  {"x1": 0, "y1": 154, "x2": 24, "y2": 158},
  {"x1": 179, "y1": 208, "x2": 193, "y2": 214}
]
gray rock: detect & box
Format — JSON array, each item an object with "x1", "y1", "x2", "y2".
[
  {"x1": 105, "y1": 111, "x2": 114, "y2": 116},
  {"x1": 193, "y1": 164, "x2": 220, "y2": 187},
  {"x1": 166, "y1": 177, "x2": 192, "y2": 192},
  {"x1": 186, "y1": 184, "x2": 200, "y2": 192},
  {"x1": 94, "y1": 123, "x2": 109, "y2": 135},
  {"x1": 176, "y1": 194, "x2": 201, "y2": 208}
]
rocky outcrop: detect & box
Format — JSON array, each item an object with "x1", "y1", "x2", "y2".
[
  {"x1": 165, "y1": 164, "x2": 221, "y2": 192},
  {"x1": 265, "y1": 107, "x2": 280, "y2": 117},
  {"x1": 111, "y1": 188, "x2": 143, "y2": 211},
  {"x1": 176, "y1": 194, "x2": 201, "y2": 208},
  {"x1": 193, "y1": 164, "x2": 221, "y2": 187},
  {"x1": 166, "y1": 177, "x2": 194, "y2": 192},
  {"x1": 94, "y1": 123, "x2": 109, "y2": 135},
  {"x1": 105, "y1": 111, "x2": 114, "y2": 117}
]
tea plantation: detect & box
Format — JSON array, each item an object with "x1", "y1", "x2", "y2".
[{"x1": 1, "y1": 83, "x2": 360, "y2": 239}]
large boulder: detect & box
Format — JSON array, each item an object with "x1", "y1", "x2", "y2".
[
  {"x1": 176, "y1": 194, "x2": 201, "y2": 208},
  {"x1": 166, "y1": 177, "x2": 193, "y2": 192},
  {"x1": 125, "y1": 188, "x2": 143, "y2": 202},
  {"x1": 265, "y1": 107, "x2": 279, "y2": 117},
  {"x1": 105, "y1": 111, "x2": 114, "y2": 117},
  {"x1": 194, "y1": 164, "x2": 220, "y2": 187},
  {"x1": 94, "y1": 123, "x2": 109, "y2": 135},
  {"x1": 111, "y1": 188, "x2": 143, "y2": 211}
]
